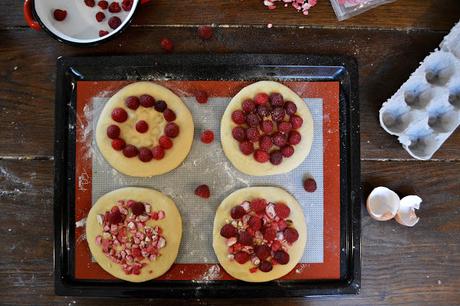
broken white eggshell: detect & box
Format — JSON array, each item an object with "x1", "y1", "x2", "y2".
[
  {"x1": 395, "y1": 195, "x2": 421, "y2": 227},
  {"x1": 366, "y1": 187, "x2": 400, "y2": 221}
]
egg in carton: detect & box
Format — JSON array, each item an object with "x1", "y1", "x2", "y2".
[{"x1": 379, "y1": 21, "x2": 460, "y2": 160}]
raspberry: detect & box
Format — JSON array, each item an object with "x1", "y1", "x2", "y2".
[
  {"x1": 106, "y1": 125, "x2": 120, "y2": 139},
  {"x1": 260, "y1": 120, "x2": 274, "y2": 134},
  {"x1": 246, "y1": 127, "x2": 260, "y2": 142},
  {"x1": 303, "y1": 178, "x2": 317, "y2": 192},
  {"x1": 271, "y1": 107, "x2": 286, "y2": 122},
  {"x1": 96, "y1": 12, "x2": 105, "y2": 22},
  {"x1": 259, "y1": 261, "x2": 273, "y2": 272},
  {"x1": 271, "y1": 240, "x2": 282, "y2": 251},
  {"x1": 284, "y1": 228, "x2": 299, "y2": 243},
  {"x1": 131, "y1": 202, "x2": 145, "y2": 215},
  {"x1": 231, "y1": 110, "x2": 246, "y2": 125},
  {"x1": 121, "y1": 0, "x2": 133, "y2": 11},
  {"x1": 272, "y1": 132, "x2": 287, "y2": 147},
  {"x1": 164, "y1": 122, "x2": 179, "y2": 138},
  {"x1": 99, "y1": 30, "x2": 109, "y2": 37},
  {"x1": 234, "y1": 251, "x2": 250, "y2": 264},
  {"x1": 153, "y1": 100, "x2": 167, "y2": 112},
  {"x1": 277, "y1": 219, "x2": 288, "y2": 231},
  {"x1": 160, "y1": 38, "x2": 174, "y2": 53},
  {"x1": 288, "y1": 130, "x2": 301, "y2": 145},
  {"x1": 274, "y1": 202, "x2": 290, "y2": 218},
  {"x1": 220, "y1": 224, "x2": 237, "y2": 238},
  {"x1": 111, "y1": 108, "x2": 128, "y2": 122},
  {"x1": 281, "y1": 145, "x2": 294, "y2": 157},
  {"x1": 256, "y1": 105, "x2": 270, "y2": 118},
  {"x1": 123, "y1": 145, "x2": 138, "y2": 158},
  {"x1": 290, "y1": 115, "x2": 303, "y2": 129},
  {"x1": 278, "y1": 121, "x2": 292, "y2": 134},
  {"x1": 139, "y1": 94, "x2": 155, "y2": 107},
  {"x1": 98, "y1": 1, "x2": 108, "y2": 9},
  {"x1": 200, "y1": 130, "x2": 214, "y2": 144},
  {"x1": 194, "y1": 184, "x2": 210, "y2": 199},
  {"x1": 250, "y1": 198, "x2": 267, "y2": 214},
  {"x1": 263, "y1": 227, "x2": 276, "y2": 242},
  {"x1": 254, "y1": 93, "x2": 269, "y2": 105},
  {"x1": 269, "y1": 93, "x2": 284, "y2": 107},
  {"x1": 151, "y1": 146, "x2": 165, "y2": 160},
  {"x1": 248, "y1": 216, "x2": 262, "y2": 231},
  {"x1": 125, "y1": 96, "x2": 140, "y2": 110},
  {"x1": 254, "y1": 149, "x2": 269, "y2": 163},
  {"x1": 159, "y1": 135, "x2": 173, "y2": 149},
  {"x1": 269, "y1": 150, "x2": 283, "y2": 165},
  {"x1": 132, "y1": 247, "x2": 141, "y2": 258},
  {"x1": 254, "y1": 245, "x2": 271, "y2": 261},
  {"x1": 197, "y1": 25, "x2": 213, "y2": 40},
  {"x1": 239, "y1": 141, "x2": 254, "y2": 155},
  {"x1": 84, "y1": 0, "x2": 96, "y2": 7},
  {"x1": 230, "y1": 205, "x2": 246, "y2": 219},
  {"x1": 245, "y1": 113, "x2": 260, "y2": 127},
  {"x1": 259, "y1": 135, "x2": 272, "y2": 152},
  {"x1": 284, "y1": 101, "x2": 297, "y2": 115},
  {"x1": 108, "y1": 16, "x2": 122, "y2": 29},
  {"x1": 53, "y1": 9, "x2": 67, "y2": 21},
  {"x1": 237, "y1": 231, "x2": 253, "y2": 246},
  {"x1": 195, "y1": 90, "x2": 208, "y2": 104},
  {"x1": 138, "y1": 148, "x2": 153, "y2": 162},
  {"x1": 242, "y1": 99, "x2": 256, "y2": 113},
  {"x1": 108, "y1": 1, "x2": 121, "y2": 12},
  {"x1": 163, "y1": 108, "x2": 176, "y2": 122},
  {"x1": 273, "y1": 250, "x2": 290, "y2": 265},
  {"x1": 111, "y1": 139, "x2": 125, "y2": 151},
  {"x1": 108, "y1": 210, "x2": 122, "y2": 224},
  {"x1": 232, "y1": 126, "x2": 246, "y2": 142},
  {"x1": 135, "y1": 120, "x2": 149, "y2": 133}
]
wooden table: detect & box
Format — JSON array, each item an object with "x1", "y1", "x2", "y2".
[{"x1": 1, "y1": 1, "x2": 459, "y2": 304}]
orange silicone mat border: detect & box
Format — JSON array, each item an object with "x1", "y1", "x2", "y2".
[{"x1": 74, "y1": 80, "x2": 340, "y2": 281}]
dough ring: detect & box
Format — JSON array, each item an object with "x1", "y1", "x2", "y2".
[
  {"x1": 95, "y1": 82, "x2": 194, "y2": 177},
  {"x1": 86, "y1": 187, "x2": 182, "y2": 282},
  {"x1": 221, "y1": 81, "x2": 313, "y2": 176},
  {"x1": 212, "y1": 187, "x2": 307, "y2": 282}
]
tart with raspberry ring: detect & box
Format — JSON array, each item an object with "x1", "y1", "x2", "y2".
[
  {"x1": 221, "y1": 81, "x2": 313, "y2": 176},
  {"x1": 96, "y1": 82, "x2": 194, "y2": 177},
  {"x1": 86, "y1": 187, "x2": 182, "y2": 282},
  {"x1": 212, "y1": 187, "x2": 307, "y2": 282}
]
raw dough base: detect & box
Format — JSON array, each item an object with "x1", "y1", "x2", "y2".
[
  {"x1": 95, "y1": 82, "x2": 194, "y2": 177},
  {"x1": 86, "y1": 187, "x2": 182, "y2": 282},
  {"x1": 212, "y1": 187, "x2": 307, "y2": 282},
  {"x1": 221, "y1": 81, "x2": 313, "y2": 176}
]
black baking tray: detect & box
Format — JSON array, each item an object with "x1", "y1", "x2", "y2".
[{"x1": 54, "y1": 54, "x2": 360, "y2": 297}]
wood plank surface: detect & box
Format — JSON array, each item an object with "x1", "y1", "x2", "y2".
[{"x1": 0, "y1": 160, "x2": 459, "y2": 304}]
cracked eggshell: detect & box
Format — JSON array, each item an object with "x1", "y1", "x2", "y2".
[
  {"x1": 366, "y1": 187, "x2": 400, "y2": 221},
  {"x1": 395, "y1": 195, "x2": 421, "y2": 227}
]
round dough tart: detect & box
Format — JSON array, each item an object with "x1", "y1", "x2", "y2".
[
  {"x1": 86, "y1": 187, "x2": 182, "y2": 282},
  {"x1": 96, "y1": 82, "x2": 194, "y2": 177},
  {"x1": 212, "y1": 187, "x2": 307, "y2": 282},
  {"x1": 221, "y1": 81, "x2": 313, "y2": 176}
]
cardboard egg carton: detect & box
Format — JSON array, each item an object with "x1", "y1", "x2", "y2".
[{"x1": 379, "y1": 21, "x2": 460, "y2": 160}]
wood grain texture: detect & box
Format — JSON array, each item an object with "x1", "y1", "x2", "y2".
[
  {"x1": 4, "y1": 0, "x2": 460, "y2": 31},
  {"x1": 0, "y1": 160, "x2": 459, "y2": 304},
  {"x1": 0, "y1": 27, "x2": 458, "y2": 160}
]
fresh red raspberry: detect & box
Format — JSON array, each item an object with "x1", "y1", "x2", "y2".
[
  {"x1": 303, "y1": 178, "x2": 317, "y2": 192},
  {"x1": 139, "y1": 94, "x2": 155, "y2": 107},
  {"x1": 108, "y1": 1, "x2": 121, "y2": 12},
  {"x1": 96, "y1": 12, "x2": 105, "y2": 22},
  {"x1": 278, "y1": 219, "x2": 288, "y2": 231},
  {"x1": 246, "y1": 127, "x2": 260, "y2": 142},
  {"x1": 259, "y1": 135, "x2": 272, "y2": 152},
  {"x1": 254, "y1": 149, "x2": 269, "y2": 163},
  {"x1": 195, "y1": 90, "x2": 208, "y2": 104},
  {"x1": 125, "y1": 96, "x2": 140, "y2": 110},
  {"x1": 195, "y1": 184, "x2": 210, "y2": 199},
  {"x1": 231, "y1": 110, "x2": 246, "y2": 124},
  {"x1": 53, "y1": 9, "x2": 67, "y2": 21},
  {"x1": 153, "y1": 100, "x2": 167, "y2": 112},
  {"x1": 260, "y1": 120, "x2": 274, "y2": 134},
  {"x1": 135, "y1": 120, "x2": 149, "y2": 133},
  {"x1": 164, "y1": 122, "x2": 179, "y2": 138},
  {"x1": 284, "y1": 228, "x2": 299, "y2": 243},
  {"x1": 159, "y1": 135, "x2": 173, "y2": 149},
  {"x1": 121, "y1": 0, "x2": 133, "y2": 11},
  {"x1": 197, "y1": 25, "x2": 213, "y2": 40},
  {"x1": 239, "y1": 141, "x2": 254, "y2": 155},
  {"x1": 230, "y1": 205, "x2": 246, "y2": 219},
  {"x1": 274, "y1": 202, "x2": 290, "y2": 218},
  {"x1": 250, "y1": 198, "x2": 267, "y2": 214},
  {"x1": 245, "y1": 113, "x2": 260, "y2": 127},
  {"x1": 254, "y1": 245, "x2": 271, "y2": 261},
  {"x1": 271, "y1": 107, "x2": 286, "y2": 122},
  {"x1": 254, "y1": 93, "x2": 269, "y2": 105},
  {"x1": 220, "y1": 224, "x2": 237, "y2": 239},
  {"x1": 242, "y1": 99, "x2": 256, "y2": 113},
  {"x1": 272, "y1": 132, "x2": 287, "y2": 147},
  {"x1": 290, "y1": 115, "x2": 303, "y2": 129},
  {"x1": 131, "y1": 202, "x2": 145, "y2": 215},
  {"x1": 269, "y1": 150, "x2": 283, "y2": 165},
  {"x1": 160, "y1": 38, "x2": 174, "y2": 53},
  {"x1": 108, "y1": 210, "x2": 122, "y2": 224},
  {"x1": 111, "y1": 108, "x2": 128, "y2": 122},
  {"x1": 237, "y1": 231, "x2": 253, "y2": 246},
  {"x1": 232, "y1": 126, "x2": 246, "y2": 142},
  {"x1": 234, "y1": 251, "x2": 250, "y2": 264},
  {"x1": 151, "y1": 146, "x2": 165, "y2": 160},
  {"x1": 248, "y1": 216, "x2": 262, "y2": 231},
  {"x1": 200, "y1": 130, "x2": 214, "y2": 144},
  {"x1": 288, "y1": 130, "x2": 301, "y2": 145},
  {"x1": 98, "y1": 1, "x2": 108, "y2": 9},
  {"x1": 163, "y1": 108, "x2": 176, "y2": 122},
  {"x1": 108, "y1": 16, "x2": 122, "y2": 29},
  {"x1": 269, "y1": 93, "x2": 284, "y2": 107},
  {"x1": 256, "y1": 105, "x2": 270, "y2": 118},
  {"x1": 259, "y1": 261, "x2": 273, "y2": 272},
  {"x1": 263, "y1": 227, "x2": 276, "y2": 242},
  {"x1": 138, "y1": 148, "x2": 153, "y2": 162},
  {"x1": 281, "y1": 145, "x2": 294, "y2": 157},
  {"x1": 99, "y1": 30, "x2": 109, "y2": 37},
  {"x1": 84, "y1": 0, "x2": 96, "y2": 7},
  {"x1": 131, "y1": 247, "x2": 141, "y2": 258},
  {"x1": 123, "y1": 145, "x2": 138, "y2": 158},
  {"x1": 274, "y1": 250, "x2": 290, "y2": 265},
  {"x1": 284, "y1": 101, "x2": 297, "y2": 115},
  {"x1": 111, "y1": 139, "x2": 125, "y2": 151},
  {"x1": 278, "y1": 121, "x2": 292, "y2": 134},
  {"x1": 106, "y1": 125, "x2": 120, "y2": 139}
]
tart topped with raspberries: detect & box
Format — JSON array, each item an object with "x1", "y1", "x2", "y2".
[
  {"x1": 221, "y1": 81, "x2": 313, "y2": 176},
  {"x1": 86, "y1": 187, "x2": 182, "y2": 282},
  {"x1": 213, "y1": 187, "x2": 307, "y2": 282},
  {"x1": 96, "y1": 82, "x2": 194, "y2": 177}
]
